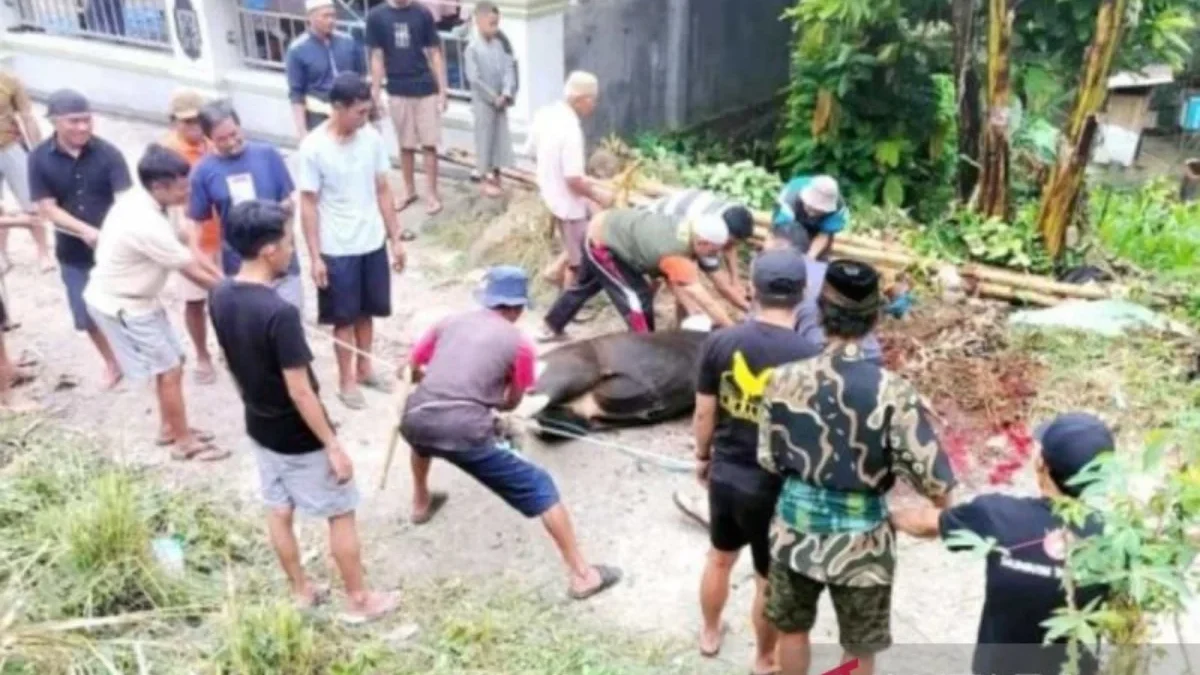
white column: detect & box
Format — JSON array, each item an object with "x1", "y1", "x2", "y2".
[
  {"x1": 164, "y1": 0, "x2": 243, "y2": 99},
  {"x1": 494, "y1": 0, "x2": 566, "y2": 130}
]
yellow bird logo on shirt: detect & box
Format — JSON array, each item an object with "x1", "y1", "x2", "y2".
[{"x1": 719, "y1": 351, "x2": 774, "y2": 421}]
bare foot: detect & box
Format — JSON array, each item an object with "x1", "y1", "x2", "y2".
[
  {"x1": 425, "y1": 196, "x2": 443, "y2": 216},
  {"x1": 395, "y1": 193, "x2": 418, "y2": 212},
  {"x1": 339, "y1": 590, "x2": 400, "y2": 625},
  {"x1": 100, "y1": 366, "x2": 122, "y2": 391},
  {"x1": 194, "y1": 360, "x2": 216, "y2": 385},
  {"x1": 481, "y1": 182, "x2": 503, "y2": 198},
  {"x1": 752, "y1": 655, "x2": 780, "y2": 675},
  {"x1": 38, "y1": 256, "x2": 56, "y2": 273},
  {"x1": 699, "y1": 622, "x2": 726, "y2": 657},
  {"x1": 411, "y1": 491, "x2": 448, "y2": 525},
  {"x1": 292, "y1": 583, "x2": 331, "y2": 610},
  {"x1": 0, "y1": 398, "x2": 41, "y2": 414}
]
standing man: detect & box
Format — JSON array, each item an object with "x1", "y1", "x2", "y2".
[
  {"x1": 189, "y1": 102, "x2": 304, "y2": 311},
  {"x1": 84, "y1": 144, "x2": 224, "y2": 460},
  {"x1": 400, "y1": 265, "x2": 622, "y2": 601},
  {"x1": 539, "y1": 208, "x2": 735, "y2": 341},
  {"x1": 758, "y1": 260, "x2": 957, "y2": 675},
  {"x1": 463, "y1": 1, "x2": 516, "y2": 199},
  {"x1": 285, "y1": 0, "x2": 369, "y2": 139},
  {"x1": 211, "y1": 199, "x2": 399, "y2": 623},
  {"x1": 890, "y1": 412, "x2": 1112, "y2": 675},
  {"x1": 161, "y1": 88, "x2": 224, "y2": 385},
  {"x1": 0, "y1": 70, "x2": 52, "y2": 273},
  {"x1": 692, "y1": 248, "x2": 821, "y2": 675},
  {"x1": 298, "y1": 74, "x2": 407, "y2": 410},
  {"x1": 773, "y1": 174, "x2": 848, "y2": 260},
  {"x1": 526, "y1": 72, "x2": 611, "y2": 290},
  {"x1": 0, "y1": 208, "x2": 45, "y2": 411},
  {"x1": 27, "y1": 89, "x2": 128, "y2": 389},
  {"x1": 367, "y1": 0, "x2": 448, "y2": 217}
]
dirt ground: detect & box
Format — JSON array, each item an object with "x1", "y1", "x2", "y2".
[{"x1": 4, "y1": 110, "x2": 1194, "y2": 672}]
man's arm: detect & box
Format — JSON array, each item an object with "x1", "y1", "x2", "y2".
[
  {"x1": 12, "y1": 79, "x2": 42, "y2": 147},
  {"x1": 671, "y1": 281, "x2": 733, "y2": 328},
  {"x1": 757, "y1": 370, "x2": 780, "y2": 475},
  {"x1": 499, "y1": 340, "x2": 536, "y2": 411},
  {"x1": 300, "y1": 191, "x2": 322, "y2": 267},
  {"x1": 285, "y1": 48, "x2": 310, "y2": 139},
  {"x1": 464, "y1": 43, "x2": 499, "y2": 104},
  {"x1": 706, "y1": 269, "x2": 750, "y2": 312},
  {"x1": 0, "y1": 210, "x2": 36, "y2": 229},
  {"x1": 562, "y1": 128, "x2": 610, "y2": 208},
  {"x1": 36, "y1": 199, "x2": 98, "y2": 246},
  {"x1": 886, "y1": 381, "x2": 957, "y2": 507},
  {"x1": 809, "y1": 233, "x2": 832, "y2": 261},
  {"x1": 370, "y1": 48, "x2": 387, "y2": 101},
  {"x1": 282, "y1": 366, "x2": 352, "y2": 482},
  {"x1": 427, "y1": 41, "x2": 448, "y2": 111},
  {"x1": 407, "y1": 324, "x2": 440, "y2": 381},
  {"x1": 889, "y1": 505, "x2": 942, "y2": 538},
  {"x1": 178, "y1": 258, "x2": 221, "y2": 289}
]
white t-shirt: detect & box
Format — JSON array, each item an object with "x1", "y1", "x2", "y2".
[
  {"x1": 526, "y1": 101, "x2": 587, "y2": 220},
  {"x1": 84, "y1": 190, "x2": 193, "y2": 317},
  {"x1": 296, "y1": 123, "x2": 391, "y2": 257}
]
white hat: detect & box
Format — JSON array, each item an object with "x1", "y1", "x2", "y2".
[
  {"x1": 305, "y1": 0, "x2": 333, "y2": 12},
  {"x1": 800, "y1": 175, "x2": 840, "y2": 214},
  {"x1": 692, "y1": 213, "x2": 730, "y2": 248}
]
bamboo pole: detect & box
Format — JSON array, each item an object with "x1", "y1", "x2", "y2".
[
  {"x1": 974, "y1": 282, "x2": 1060, "y2": 307},
  {"x1": 960, "y1": 263, "x2": 1109, "y2": 299}
]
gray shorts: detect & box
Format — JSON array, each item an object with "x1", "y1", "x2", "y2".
[
  {"x1": 87, "y1": 306, "x2": 184, "y2": 381},
  {"x1": 0, "y1": 142, "x2": 32, "y2": 211},
  {"x1": 251, "y1": 439, "x2": 360, "y2": 518},
  {"x1": 556, "y1": 217, "x2": 588, "y2": 268}
]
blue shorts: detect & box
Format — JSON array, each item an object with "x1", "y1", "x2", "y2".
[
  {"x1": 60, "y1": 264, "x2": 96, "y2": 331},
  {"x1": 317, "y1": 246, "x2": 391, "y2": 327},
  {"x1": 416, "y1": 442, "x2": 561, "y2": 518}
]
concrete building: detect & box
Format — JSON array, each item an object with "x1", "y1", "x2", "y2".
[{"x1": 0, "y1": 0, "x2": 792, "y2": 154}]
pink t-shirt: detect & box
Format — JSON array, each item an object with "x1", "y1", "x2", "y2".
[{"x1": 526, "y1": 101, "x2": 588, "y2": 220}]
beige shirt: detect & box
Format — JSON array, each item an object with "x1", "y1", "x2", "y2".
[
  {"x1": 84, "y1": 190, "x2": 193, "y2": 317},
  {"x1": 526, "y1": 101, "x2": 587, "y2": 220},
  {"x1": 0, "y1": 72, "x2": 32, "y2": 149}
]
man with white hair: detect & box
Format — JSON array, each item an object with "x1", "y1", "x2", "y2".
[
  {"x1": 525, "y1": 71, "x2": 612, "y2": 292},
  {"x1": 773, "y1": 174, "x2": 848, "y2": 260},
  {"x1": 540, "y1": 208, "x2": 735, "y2": 340}
]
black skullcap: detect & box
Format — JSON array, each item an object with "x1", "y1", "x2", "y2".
[
  {"x1": 722, "y1": 206, "x2": 755, "y2": 241},
  {"x1": 824, "y1": 260, "x2": 879, "y2": 302}
]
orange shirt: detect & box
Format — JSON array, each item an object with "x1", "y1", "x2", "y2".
[{"x1": 162, "y1": 131, "x2": 221, "y2": 255}]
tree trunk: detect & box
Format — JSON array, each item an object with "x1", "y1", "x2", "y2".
[
  {"x1": 977, "y1": 0, "x2": 1013, "y2": 219},
  {"x1": 952, "y1": 0, "x2": 982, "y2": 202},
  {"x1": 1035, "y1": 0, "x2": 1128, "y2": 259}
]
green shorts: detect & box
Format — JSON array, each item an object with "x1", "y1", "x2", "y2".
[{"x1": 765, "y1": 560, "x2": 893, "y2": 655}]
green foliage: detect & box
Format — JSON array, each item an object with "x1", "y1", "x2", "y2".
[
  {"x1": 1092, "y1": 179, "x2": 1200, "y2": 282},
  {"x1": 777, "y1": 0, "x2": 956, "y2": 220},
  {"x1": 908, "y1": 202, "x2": 1059, "y2": 272},
  {"x1": 632, "y1": 138, "x2": 783, "y2": 211}
]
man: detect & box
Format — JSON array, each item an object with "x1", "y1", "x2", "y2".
[
  {"x1": 211, "y1": 198, "x2": 398, "y2": 623},
  {"x1": 773, "y1": 174, "x2": 848, "y2": 260},
  {"x1": 367, "y1": 0, "x2": 448, "y2": 216},
  {"x1": 540, "y1": 209, "x2": 735, "y2": 341},
  {"x1": 0, "y1": 208, "x2": 45, "y2": 411},
  {"x1": 285, "y1": 0, "x2": 369, "y2": 138},
  {"x1": 890, "y1": 412, "x2": 1112, "y2": 675},
  {"x1": 758, "y1": 260, "x2": 956, "y2": 675},
  {"x1": 189, "y1": 102, "x2": 304, "y2": 311},
  {"x1": 0, "y1": 70, "x2": 51, "y2": 273},
  {"x1": 646, "y1": 188, "x2": 756, "y2": 316},
  {"x1": 298, "y1": 74, "x2": 407, "y2": 410},
  {"x1": 463, "y1": 1, "x2": 516, "y2": 199},
  {"x1": 161, "y1": 88, "x2": 224, "y2": 385},
  {"x1": 83, "y1": 145, "x2": 224, "y2": 460},
  {"x1": 767, "y1": 226, "x2": 883, "y2": 364},
  {"x1": 693, "y1": 248, "x2": 821, "y2": 675},
  {"x1": 28, "y1": 89, "x2": 128, "y2": 389},
  {"x1": 526, "y1": 72, "x2": 611, "y2": 290},
  {"x1": 400, "y1": 265, "x2": 622, "y2": 601}
]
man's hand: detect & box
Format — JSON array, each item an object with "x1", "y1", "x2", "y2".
[
  {"x1": 80, "y1": 227, "x2": 100, "y2": 248},
  {"x1": 437, "y1": 91, "x2": 448, "y2": 114},
  {"x1": 389, "y1": 235, "x2": 407, "y2": 273},
  {"x1": 695, "y1": 457, "x2": 711, "y2": 486},
  {"x1": 327, "y1": 444, "x2": 354, "y2": 485},
  {"x1": 311, "y1": 258, "x2": 329, "y2": 289}
]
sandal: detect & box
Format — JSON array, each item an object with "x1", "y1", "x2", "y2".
[
  {"x1": 192, "y1": 446, "x2": 231, "y2": 462},
  {"x1": 411, "y1": 492, "x2": 448, "y2": 525},
  {"x1": 425, "y1": 198, "x2": 443, "y2": 216},
  {"x1": 170, "y1": 438, "x2": 216, "y2": 461},
  {"x1": 338, "y1": 389, "x2": 367, "y2": 411},
  {"x1": 294, "y1": 584, "x2": 332, "y2": 611},
  {"x1": 157, "y1": 428, "x2": 215, "y2": 447},
  {"x1": 568, "y1": 565, "x2": 622, "y2": 601},
  {"x1": 194, "y1": 364, "x2": 217, "y2": 385},
  {"x1": 338, "y1": 590, "x2": 400, "y2": 625},
  {"x1": 359, "y1": 373, "x2": 394, "y2": 394}
]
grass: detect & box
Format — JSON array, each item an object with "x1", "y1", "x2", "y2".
[{"x1": 0, "y1": 417, "x2": 695, "y2": 675}]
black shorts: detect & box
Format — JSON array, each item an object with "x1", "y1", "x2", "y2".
[
  {"x1": 316, "y1": 246, "x2": 391, "y2": 327},
  {"x1": 708, "y1": 478, "x2": 777, "y2": 577}
]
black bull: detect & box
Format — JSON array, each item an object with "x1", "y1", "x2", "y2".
[{"x1": 520, "y1": 330, "x2": 709, "y2": 440}]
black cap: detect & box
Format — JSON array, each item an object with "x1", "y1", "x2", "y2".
[
  {"x1": 46, "y1": 89, "x2": 91, "y2": 118},
  {"x1": 752, "y1": 248, "x2": 807, "y2": 302},
  {"x1": 722, "y1": 206, "x2": 755, "y2": 241},
  {"x1": 1036, "y1": 413, "x2": 1114, "y2": 497}
]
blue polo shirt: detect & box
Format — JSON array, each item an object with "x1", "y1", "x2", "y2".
[
  {"x1": 187, "y1": 141, "x2": 300, "y2": 275},
  {"x1": 772, "y1": 175, "x2": 848, "y2": 235},
  {"x1": 27, "y1": 135, "x2": 131, "y2": 268},
  {"x1": 285, "y1": 30, "x2": 367, "y2": 105}
]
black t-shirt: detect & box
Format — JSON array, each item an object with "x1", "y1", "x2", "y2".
[
  {"x1": 939, "y1": 495, "x2": 1108, "y2": 675},
  {"x1": 209, "y1": 280, "x2": 325, "y2": 454},
  {"x1": 696, "y1": 320, "x2": 820, "y2": 492},
  {"x1": 365, "y1": 2, "x2": 441, "y2": 98}
]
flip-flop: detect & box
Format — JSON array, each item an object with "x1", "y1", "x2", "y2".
[
  {"x1": 9, "y1": 370, "x2": 35, "y2": 388},
  {"x1": 699, "y1": 622, "x2": 730, "y2": 658},
  {"x1": 568, "y1": 564, "x2": 622, "y2": 601},
  {"x1": 395, "y1": 194, "x2": 419, "y2": 212},
  {"x1": 192, "y1": 446, "x2": 231, "y2": 462},
  {"x1": 16, "y1": 353, "x2": 38, "y2": 368},
  {"x1": 337, "y1": 590, "x2": 400, "y2": 625},
  {"x1": 425, "y1": 199, "x2": 443, "y2": 216},
  {"x1": 338, "y1": 389, "x2": 368, "y2": 410},
  {"x1": 170, "y1": 439, "x2": 216, "y2": 461},
  {"x1": 156, "y1": 428, "x2": 215, "y2": 447},
  {"x1": 411, "y1": 492, "x2": 448, "y2": 525},
  {"x1": 359, "y1": 373, "x2": 394, "y2": 394},
  {"x1": 294, "y1": 584, "x2": 332, "y2": 612},
  {"x1": 194, "y1": 366, "x2": 217, "y2": 385}
]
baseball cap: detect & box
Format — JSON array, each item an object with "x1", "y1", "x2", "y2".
[
  {"x1": 167, "y1": 88, "x2": 205, "y2": 121},
  {"x1": 46, "y1": 89, "x2": 90, "y2": 118},
  {"x1": 752, "y1": 248, "x2": 807, "y2": 302},
  {"x1": 800, "y1": 175, "x2": 840, "y2": 214},
  {"x1": 1035, "y1": 413, "x2": 1114, "y2": 497},
  {"x1": 475, "y1": 265, "x2": 531, "y2": 309}
]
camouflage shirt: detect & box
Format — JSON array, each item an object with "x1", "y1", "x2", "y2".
[{"x1": 757, "y1": 342, "x2": 956, "y2": 587}]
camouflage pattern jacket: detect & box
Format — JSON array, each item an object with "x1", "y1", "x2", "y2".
[{"x1": 758, "y1": 342, "x2": 956, "y2": 587}]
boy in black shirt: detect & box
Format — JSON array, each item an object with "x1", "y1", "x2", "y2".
[
  {"x1": 209, "y1": 199, "x2": 397, "y2": 624},
  {"x1": 692, "y1": 248, "x2": 821, "y2": 675},
  {"x1": 890, "y1": 412, "x2": 1113, "y2": 675}
]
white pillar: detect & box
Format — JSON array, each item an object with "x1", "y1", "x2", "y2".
[
  {"x1": 164, "y1": 0, "x2": 243, "y2": 99},
  {"x1": 493, "y1": 0, "x2": 566, "y2": 130}
]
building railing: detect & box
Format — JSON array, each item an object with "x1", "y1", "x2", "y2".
[
  {"x1": 12, "y1": 0, "x2": 172, "y2": 50},
  {"x1": 235, "y1": 0, "x2": 471, "y2": 98}
]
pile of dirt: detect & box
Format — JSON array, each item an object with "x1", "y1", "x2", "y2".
[{"x1": 879, "y1": 301, "x2": 1043, "y2": 488}]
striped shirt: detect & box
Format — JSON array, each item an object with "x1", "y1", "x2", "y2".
[{"x1": 645, "y1": 189, "x2": 735, "y2": 220}]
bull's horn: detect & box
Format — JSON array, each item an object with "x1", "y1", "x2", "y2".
[{"x1": 514, "y1": 393, "x2": 552, "y2": 420}]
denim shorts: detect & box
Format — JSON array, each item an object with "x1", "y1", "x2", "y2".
[{"x1": 416, "y1": 441, "x2": 561, "y2": 518}]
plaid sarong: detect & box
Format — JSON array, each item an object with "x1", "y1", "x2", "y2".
[{"x1": 776, "y1": 479, "x2": 886, "y2": 535}]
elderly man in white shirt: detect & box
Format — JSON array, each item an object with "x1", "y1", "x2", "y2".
[{"x1": 524, "y1": 71, "x2": 612, "y2": 290}]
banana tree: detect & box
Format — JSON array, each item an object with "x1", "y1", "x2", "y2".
[
  {"x1": 952, "y1": 0, "x2": 982, "y2": 202},
  {"x1": 976, "y1": 0, "x2": 1014, "y2": 219}
]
